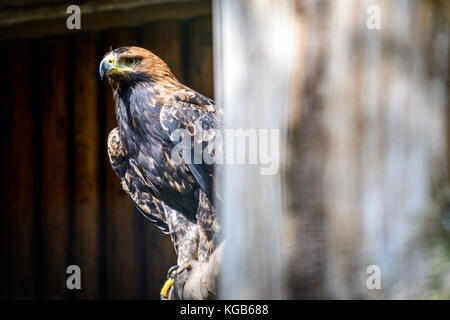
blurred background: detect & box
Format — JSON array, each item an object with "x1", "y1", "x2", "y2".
[
  {"x1": 216, "y1": 0, "x2": 450, "y2": 299},
  {"x1": 0, "y1": 0, "x2": 213, "y2": 299},
  {"x1": 0, "y1": 0, "x2": 449, "y2": 300}
]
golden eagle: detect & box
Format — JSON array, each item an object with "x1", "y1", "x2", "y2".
[{"x1": 99, "y1": 46, "x2": 220, "y2": 298}]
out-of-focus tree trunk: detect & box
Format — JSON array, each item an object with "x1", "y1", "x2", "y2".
[
  {"x1": 213, "y1": 0, "x2": 298, "y2": 299},
  {"x1": 287, "y1": 0, "x2": 450, "y2": 299},
  {"x1": 214, "y1": 0, "x2": 449, "y2": 299}
]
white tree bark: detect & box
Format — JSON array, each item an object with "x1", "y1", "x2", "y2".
[
  {"x1": 213, "y1": 0, "x2": 298, "y2": 299},
  {"x1": 212, "y1": 0, "x2": 449, "y2": 299},
  {"x1": 287, "y1": 0, "x2": 449, "y2": 299}
]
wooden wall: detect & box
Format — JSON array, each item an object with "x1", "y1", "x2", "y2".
[{"x1": 0, "y1": 15, "x2": 213, "y2": 299}]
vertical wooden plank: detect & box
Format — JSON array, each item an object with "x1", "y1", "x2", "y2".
[
  {"x1": 184, "y1": 16, "x2": 214, "y2": 98},
  {"x1": 100, "y1": 28, "x2": 143, "y2": 299},
  {"x1": 39, "y1": 37, "x2": 70, "y2": 299},
  {"x1": 72, "y1": 33, "x2": 100, "y2": 299},
  {"x1": 0, "y1": 42, "x2": 11, "y2": 299},
  {"x1": 140, "y1": 20, "x2": 184, "y2": 81},
  {"x1": 2, "y1": 41, "x2": 35, "y2": 299},
  {"x1": 139, "y1": 21, "x2": 180, "y2": 298}
]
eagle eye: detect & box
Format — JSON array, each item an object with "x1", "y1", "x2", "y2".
[{"x1": 125, "y1": 58, "x2": 138, "y2": 67}]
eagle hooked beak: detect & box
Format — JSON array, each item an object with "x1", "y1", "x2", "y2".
[{"x1": 99, "y1": 53, "x2": 133, "y2": 80}]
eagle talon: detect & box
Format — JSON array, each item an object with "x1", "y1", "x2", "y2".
[
  {"x1": 160, "y1": 265, "x2": 179, "y2": 300},
  {"x1": 167, "y1": 264, "x2": 179, "y2": 279}
]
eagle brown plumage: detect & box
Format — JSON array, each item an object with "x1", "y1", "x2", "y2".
[{"x1": 99, "y1": 46, "x2": 221, "y2": 280}]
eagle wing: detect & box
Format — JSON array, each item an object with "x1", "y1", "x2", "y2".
[
  {"x1": 108, "y1": 127, "x2": 169, "y2": 233},
  {"x1": 159, "y1": 96, "x2": 222, "y2": 256},
  {"x1": 159, "y1": 97, "x2": 223, "y2": 202}
]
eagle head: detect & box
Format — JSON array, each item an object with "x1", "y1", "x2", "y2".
[{"x1": 99, "y1": 46, "x2": 174, "y2": 85}]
